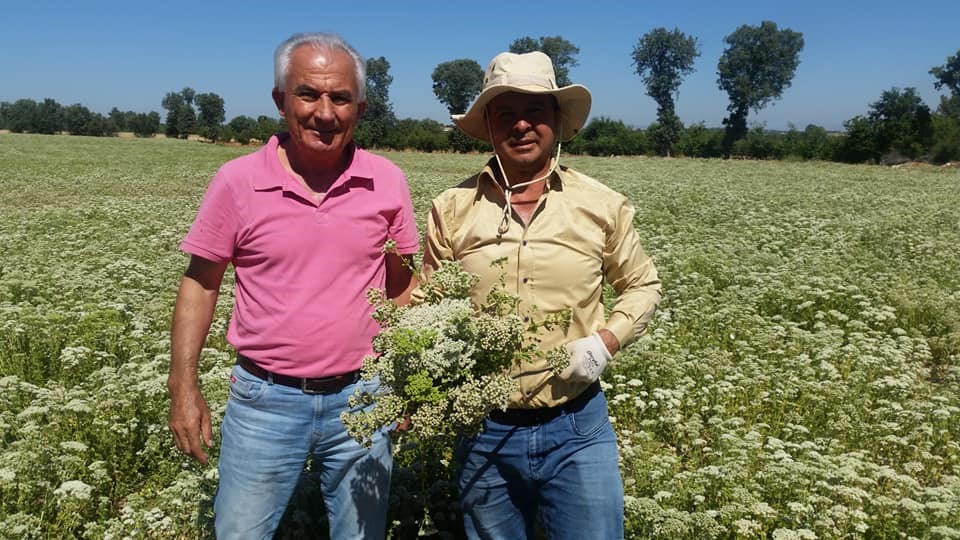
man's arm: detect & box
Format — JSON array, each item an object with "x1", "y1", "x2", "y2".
[
  {"x1": 600, "y1": 198, "x2": 662, "y2": 351},
  {"x1": 168, "y1": 255, "x2": 228, "y2": 465},
  {"x1": 386, "y1": 253, "x2": 418, "y2": 306}
]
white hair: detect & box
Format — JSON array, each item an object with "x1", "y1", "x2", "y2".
[{"x1": 274, "y1": 32, "x2": 367, "y2": 102}]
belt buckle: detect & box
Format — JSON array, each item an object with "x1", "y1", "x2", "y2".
[{"x1": 300, "y1": 377, "x2": 330, "y2": 395}]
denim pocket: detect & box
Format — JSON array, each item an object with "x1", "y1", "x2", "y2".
[
  {"x1": 229, "y1": 365, "x2": 267, "y2": 402},
  {"x1": 347, "y1": 375, "x2": 384, "y2": 413},
  {"x1": 569, "y1": 391, "x2": 610, "y2": 437}
]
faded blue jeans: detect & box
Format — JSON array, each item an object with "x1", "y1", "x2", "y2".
[
  {"x1": 456, "y1": 386, "x2": 624, "y2": 540},
  {"x1": 214, "y1": 363, "x2": 392, "y2": 539}
]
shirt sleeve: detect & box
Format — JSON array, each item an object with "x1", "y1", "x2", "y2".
[
  {"x1": 179, "y1": 169, "x2": 240, "y2": 263},
  {"x1": 421, "y1": 199, "x2": 454, "y2": 278},
  {"x1": 602, "y1": 197, "x2": 662, "y2": 348},
  {"x1": 388, "y1": 175, "x2": 420, "y2": 255}
]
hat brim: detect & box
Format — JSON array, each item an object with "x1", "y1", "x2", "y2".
[{"x1": 451, "y1": 84, "x2": 591, "y2": 143}]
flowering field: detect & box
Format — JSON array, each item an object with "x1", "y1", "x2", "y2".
[{"x1": 1, "y1": 133, "x2": 958, "y2": 539}]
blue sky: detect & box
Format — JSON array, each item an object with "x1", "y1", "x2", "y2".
[{"x1": 2, "y1": 1, "x2": 957, "y2": 131}]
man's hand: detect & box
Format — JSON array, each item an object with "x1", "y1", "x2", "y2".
[
  {"x1": 408, "y1": 286, "x2": 426, "y2": 306},
  {"x1": 560, "y1": 333, "x2": 613, "y2": 384},
  {"x1": 168, "y1": 385, "x2": 214, "y2": 464}
]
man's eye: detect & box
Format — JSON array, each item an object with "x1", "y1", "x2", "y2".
[{"x1": 331, "y1": 95, "x2": 352, "y2": 105}]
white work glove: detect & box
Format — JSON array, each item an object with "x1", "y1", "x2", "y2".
[{"x1": 560, "y1": 333, "x2": 613, "y2": 384}]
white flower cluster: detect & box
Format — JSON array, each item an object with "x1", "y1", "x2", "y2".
[{"x1": 343, "y1": 260, "x2": 567, "y2": 447}]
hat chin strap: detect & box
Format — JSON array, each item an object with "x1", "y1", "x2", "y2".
[{"x1": 487, "y1": 117, "x2": 563, "y2": 235}]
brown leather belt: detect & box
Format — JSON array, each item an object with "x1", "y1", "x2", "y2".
[
  {"x1": 488, "y1": 381, "x2": 602, "y2": 426},
  {"x1": 237, "y1": 354, "x2": 360, "y2": 394}
]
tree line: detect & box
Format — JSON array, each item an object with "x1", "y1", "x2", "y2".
[{"x1": 2, "y1": 25, "x2": 958, "y2": 165}]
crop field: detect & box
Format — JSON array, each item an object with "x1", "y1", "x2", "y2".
[{"x1": 0, "y1": 133, "x2": 958, "y2": 538}]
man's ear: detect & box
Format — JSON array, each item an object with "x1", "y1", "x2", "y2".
[
  {"x1": 271, "y1": 87, "x2": 285, "y2": 116},
  {"x1": 357, "y1": 100, "x2": 367, "y2": 119}
]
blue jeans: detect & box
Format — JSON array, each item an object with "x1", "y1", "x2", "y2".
[
  {"x1": 214, "y1": 363, "x2": 392, "y2": 539},
  {"x1": 456, "y1": 387, "x2": 624, "y2": 540}
]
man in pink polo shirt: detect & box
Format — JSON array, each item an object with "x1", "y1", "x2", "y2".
[{"x1": 167, "y1": 32, "x2": 418, "y2": 539}]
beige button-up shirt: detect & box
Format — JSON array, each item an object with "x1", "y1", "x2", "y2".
[{"x1": 423, "y1": 159, "x2": 661, "y2": 408}]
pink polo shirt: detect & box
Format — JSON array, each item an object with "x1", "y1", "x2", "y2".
[{"x1": 180, "y1": 134, "x2": 419, "y2": 377}]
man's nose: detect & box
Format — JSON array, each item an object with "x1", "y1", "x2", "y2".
[
  {"x1": 313, "y1": 96, "x2": 336, "y2": 121},
  {"x1": 513, "y1": 118, "x2": 532, "y2": 132}
]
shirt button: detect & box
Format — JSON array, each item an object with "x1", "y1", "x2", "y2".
[
  {"x1": 522, "y1": 277, "x2": 528, "y2": 283},
  {"x1": 522, "y1": 240, "x2": 527, "y2": 246},
  {"x1": 523, "y1": 316, "x2": 529, "y2": 322}
]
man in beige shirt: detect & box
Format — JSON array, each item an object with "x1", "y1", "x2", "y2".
[{"x1": 422, "y1": 51, "x2": 661, "y2": 539}]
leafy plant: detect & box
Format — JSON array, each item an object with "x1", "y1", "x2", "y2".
[{"x1": 342, "y1": 252, "x2": 570, "y2": 447}]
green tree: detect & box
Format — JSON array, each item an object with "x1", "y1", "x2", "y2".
[
  {"x1": 255, "y1": 115, "x2": 285, "y2": 142},
  {"x1": 384, "y1": 118, "x2": 451, "y2": 152},
  {"x1": 675, "y1": 122, "x2": 724, "y2": 158},
  {"x1": 577, "y1": 117, "x2": 646, "y2": 156},
  {"x1": 432, "y1": 59, "x2": 484, "y2": 115},
  {"x1": 62, "y1": 103, "x2": 94, "y2": 135},
  {"x1": 930, "y1": 48, "x2": 960, "y2": 96},
  {"x1": 5, "y1": 99, "x2": 38, "y2": 133},
  {"x1": 868, "y1": 87, "x2": 933, "y2": 160},
  {"x1": 195, "y1": 92, "x2": 225, "y2": 141},
  {"x1": 631, "y1": 27, "x2": 700, "y2": 156},
  {"x1": 431, "y1": 58, "x2": 484, "y2": 153},
  {"x1": 129, "y1": 112, "x2": 161, "y2": 138},
  {"x1": 33, "y1": 98, "x2": 63, "y2": 134},
  {"x1": 930, "y1": 112, "x2": 960, "y2": 163},
  {"x1": 509, "y1": 35, "x2": 580, "y2": 86},
  {"x1": 355, "y1": 56, "x2": 397, "y2": 149},
  {"x1": 161, "y1": 87, "x2": 197, "y2": 139},
  {"x1": 226, "y1": 115, "x2": 258, "y2": 144},
  {"x1": 717, "y1": 21, "x2": 804, "y2": 158}
]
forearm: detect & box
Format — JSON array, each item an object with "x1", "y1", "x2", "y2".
[
  {"x1": 168, "y1": 277, "x2": 219, "y2": 392},
  {"x1": 168, "y1": 256, "x2": 227, "y2": 393},
  {"x1": 385, "y1": 253, "x2": 418, "y2": 305}
]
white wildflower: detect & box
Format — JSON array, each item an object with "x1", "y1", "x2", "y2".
[{"x1": 54, "y1": 480, "x2": 93, "y2": 501}]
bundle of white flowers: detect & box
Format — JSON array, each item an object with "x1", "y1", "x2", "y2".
[{"x1": 342, "y1": 247, "x2": 569, "y2": 447}]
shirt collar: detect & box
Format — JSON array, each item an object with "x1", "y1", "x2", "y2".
[
  {"x1": 255, "y1": 133, "x2": 374, "y2": 191},
  {"x1": 477, "y1": 156, "x2": 565, "y2": 195}
]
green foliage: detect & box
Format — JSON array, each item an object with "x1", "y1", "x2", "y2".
[
  {"x1": 194, "y1": 92, "x2": 225, "y2": 141},
  {"x1": 576, "y1": 116, "x2": 646, "y2": 156},
  {"x1": 835, "y1": 115, "x2": 880, "y2": 163},
  {"x1": 383, "y1": 118, "x2": 451, "y2": 152},
  {"x1": 675, "y1": 122, "x2": 724, "y2": 158},
  {"x1": 930, "y1": 48, "x2": 960, "y2": 96},
  {"x1": 34, "y1": 98, "x2": 63, "y2": 135},
  {"x1": 431, "y1": 59, "x2": 484, "y2": 115},
  {"x1": 717, "y1": 21, "x2": 804, "y2": 157},
  {"x1": 868, "y1": 87, "x2": 933, "y2": 161},
  {"x1": 647, "y1": 113, "x2": 684, "y2": 157},
  {"x1": 356, "y1": 56, "x2": 397, "y2": 149},
  {"x1": 930, "y1": 113, "x2": 960, "y2": 163},
  {"x1": 2, "y1": 135, "x2": 960, "y2": 537},
  {"x1": 1, "y1": 99, "x2": 39, "y2": 133},
  {"x1": 731, "y1": 124, "x2": 784, "y2": 159},
  {"x1": 343, "y1": 259, "x2": 569, "y2": 447},
  {"x1": 632, "y1": 28, "x2": 700, "y2": 156},
  {"x1": 509, "y1": 35, "x2": 580, "y2": 86},
  {"x1": 129, "y1": 111, "x2": 161, "y2": 138},
  {"x1": 836, "y1": 87, "x2": 935, "y2": 163}
]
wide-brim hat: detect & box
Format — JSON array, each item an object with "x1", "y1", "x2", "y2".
[{"x1": 452, "y1": 51, "x2": 592, "y2": 143}]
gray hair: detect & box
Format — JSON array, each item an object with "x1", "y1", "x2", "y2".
[{"x1": 274, "y1": 32, "x2": 367, "y2": 103}]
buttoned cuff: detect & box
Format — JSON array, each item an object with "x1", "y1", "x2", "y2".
[{"x1": 604, "y1": 313, "x2": 636, "y2": 353}]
